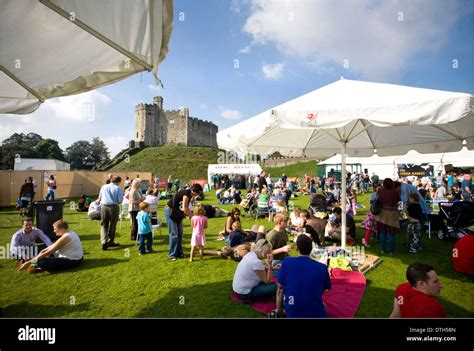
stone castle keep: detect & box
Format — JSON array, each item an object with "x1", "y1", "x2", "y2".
[{"x1": 133, "y1": 96, "x2": 218, "y2": 148}]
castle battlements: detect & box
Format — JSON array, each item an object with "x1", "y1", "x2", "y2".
[
  {"x1": 134, "y1": 96, "x2": 218, "y2": 148},
  {"x1": 135, "y1": 103, "x2": 160, "y2": 111},
  {"x1": 188, "y1": 116, "x2": 218, "y2": 127}
]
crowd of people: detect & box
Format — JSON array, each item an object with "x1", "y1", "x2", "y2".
[{"x1": 10, "y1": 167, "x2": 471, "y2": 319}]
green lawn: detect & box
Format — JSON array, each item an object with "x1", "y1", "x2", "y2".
[{"x1": 0, "y1": 190, "x2": 472, "y2": 318}]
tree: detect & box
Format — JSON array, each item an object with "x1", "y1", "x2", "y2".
[
  {"x1": 35, "y1": 139, "x2": 65, "y2": 161},
  {"x1": 65, "y1": 140, "x2": 93, "y2": 169},
  {"x1": 89, "y1": 137, "x2": 110, "y2": 166},
  {"x1": 0, "y1": 132, "x2": 43, "y2": 169}
]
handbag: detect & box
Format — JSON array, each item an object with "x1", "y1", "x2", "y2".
[
  {"x1": 170, "y1": 208, "x2": 186, "y2": 222},
  {"x1": 371, "y1": 197, "x2": 382, "y2": 215},
  {"x1": 169, "y1": 193, "x2": 186, "y2": 222}
]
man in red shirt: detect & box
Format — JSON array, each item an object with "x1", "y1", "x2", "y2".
[{"x1": 390, "y1": 262, "x2": 447, "y2": 318}]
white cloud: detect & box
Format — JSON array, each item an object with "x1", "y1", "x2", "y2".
[
  {"x1": 219, "y1": 106, "x2": 242, "y2": 120},
  {"x1": 200, "y1": 104, "x2": 208, "y2": 109},
  {"x1": 242, "y1": 0, "x2": 462, "y2": 80},
  {"x1": 262, "y1": 62, "x2": 285, "y2": 80},
  {"x1": 44, "y1": 90, "x2": 111, "y2": 122},
  {"x1": 239, "y1": 46, "x2": 251, "y2": 54},
  {"x1": 0, "y1": 90, "x2": 113, "y2": 154},
  {"x1": 148, "y1": 84, "x2": 161, "y2": 92}
]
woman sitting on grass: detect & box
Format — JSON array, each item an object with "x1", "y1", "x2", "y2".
[
  {"x1": 232, "y1": 239, "x2": 277, "y2": 301},
  {"x1": 18, "y1": 220, "x2": 83, "y2": 273},
  {"x1": 218, "y1": 208, "x2": 241, "y2": 241},
  {"x1": 288, "y1": 207, "x2": 304, "y2": 230}
]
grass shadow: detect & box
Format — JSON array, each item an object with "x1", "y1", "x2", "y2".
[
  {"x1": 41, "y1": 258, "x2": 129, "y2": 273},
  {"x1": 133, "y1": 280, "x2": 262, "y2": 318},
  {"x1": 0, "y1": 302, "x2": 91, "y2": 318}
]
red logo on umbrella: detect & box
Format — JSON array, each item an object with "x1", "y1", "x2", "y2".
[{"x1": 307, "y1": 113, "x2": 317, "y2": 121}]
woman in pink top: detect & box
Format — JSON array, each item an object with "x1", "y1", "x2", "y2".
[{"x1": 190, "y1": 205, "x2": 208, "y2": 262}]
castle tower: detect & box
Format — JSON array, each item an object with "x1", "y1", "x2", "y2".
[
  {"x1": 135, "y1": 103, "x2": 148, "y2": 145},
  {"x1": 153, "y1": 96, "x2": 163, "y2": 109},
  {"x1": 135, "y1": 101, "x2": 160, "y2": 147}
]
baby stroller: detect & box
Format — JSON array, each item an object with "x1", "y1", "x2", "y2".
[
  {"x1": 436, "y1": 201, "x2": 474, "y2": 240},
  {"x1": 240, "y1": 191, "x2": 257, "y2": 217}
]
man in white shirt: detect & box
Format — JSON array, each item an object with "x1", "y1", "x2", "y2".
[
  {"x1": 266, "y1": 174, "x2": 273, "y2": 193},
  {"x1": 88, "y1": 200, "x2": 101, "y2": 220},
  {"x1": 435, "y1": 185, "x2": 447, "y2": 200},
  {"x1": 10, "y1": 218, "x2": 52, "y2": 263}
]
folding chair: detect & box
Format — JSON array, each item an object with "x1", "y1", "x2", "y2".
[
  {"x1": 254, "y1": 199, "x2": 270, "y2": 220},
  {"x1": 119, "y1": 203, "x2": 130, "y2": 228},
  {"x1": 146, "y1": 202, "x2": 162, "y2": 239}
]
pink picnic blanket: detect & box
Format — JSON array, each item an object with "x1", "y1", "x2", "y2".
[{"x1": 231, "y1": 269, "x2": 366, "y2": 318}]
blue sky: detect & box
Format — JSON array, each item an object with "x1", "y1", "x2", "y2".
[{"x1": 2, "y1": 0, "x2": 473, "y2": 158}]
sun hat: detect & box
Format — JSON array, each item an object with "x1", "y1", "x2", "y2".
[{"x1": 315, "y1": 211, "x2": 328, "y2": 219}]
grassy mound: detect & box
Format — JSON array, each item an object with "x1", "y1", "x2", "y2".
[{"x1": 109, "y1": 145, "x2": 219, "y2": 181}]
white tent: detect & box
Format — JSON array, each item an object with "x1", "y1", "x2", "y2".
[
  {"x1": 321, "y1": 148, "x2": 474, "y2": 180},
  {"x1": 208, "y1": 164, "x2": 262, "y2": 186},
  {"x1": 0, "y1": 0, "x2": 173, "y2": 114},
  {"x1": 217, "y1": 79, "x2": 474, "y2": 248}
]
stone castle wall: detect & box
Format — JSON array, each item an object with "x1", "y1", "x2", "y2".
[
  {"x1": 162, "y1": 109, "x2": 188, "y2": 145},
  {"x1": 134, "y1": 97, "x2": 218, "y2": 148},
  {"x1": 187, "y1": 117, "x2": 218, "y2": 148}
]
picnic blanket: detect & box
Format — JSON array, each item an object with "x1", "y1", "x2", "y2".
[{"x1": 231, "y1": 269, "x2": 366, "y2": 318}]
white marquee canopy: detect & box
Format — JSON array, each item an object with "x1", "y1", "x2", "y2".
[
  {"x1": 0, "y1": 0, "x2": 174, "y2": 114},
  {"x1": 217, "y1": 79, "x2": 474, "y2": 248}
]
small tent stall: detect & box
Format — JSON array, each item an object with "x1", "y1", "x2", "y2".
[
  {"x1": 320, "y1": 148, "x2": 474, "y2": 180},
  {"x1": 207, "y1": 164, "x2": 262, "y2": 188}
]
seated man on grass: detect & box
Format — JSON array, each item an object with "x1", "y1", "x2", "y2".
[
  {"x1": 88, "y1": 199, "x2": 101, "y2": 220},
  {"x1": 77, "y1": 195, "x2": 92, "y2": 212},
  {"x1": 10, "y1": 218, "x2": 52, "y2": 267},
  {"x1": 18, "y1": 220, "x2": 83, "y2": 274},
  {"x1": 275, "y1": 235, "x2": 331, "y2": 318},
  {"x1": 266, "y1": 214, "x2": 292, "y2": 272},
  {"x1": 390, "y1": 262, "x2": 446, "y2": 318}
]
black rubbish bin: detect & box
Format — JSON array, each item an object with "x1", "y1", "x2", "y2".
[{"x1": 33, "y1": 200, "x2": 66, "y2": 241}]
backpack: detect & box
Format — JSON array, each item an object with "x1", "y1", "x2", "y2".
[{"x1": 371, "y1": 196, "x2": 382, "y2": 215}]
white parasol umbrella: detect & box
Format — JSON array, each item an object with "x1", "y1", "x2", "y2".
[
  {"x1": 0, "y1": 0, "x2": 173, "y2": 114},
  {"x1": 217, "y1": 79, "x2": 474, "y2": 248}
]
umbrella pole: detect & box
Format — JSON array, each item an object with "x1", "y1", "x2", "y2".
[{"x1": 341, "y1": 142, "x2": 347, "y2": 250}]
